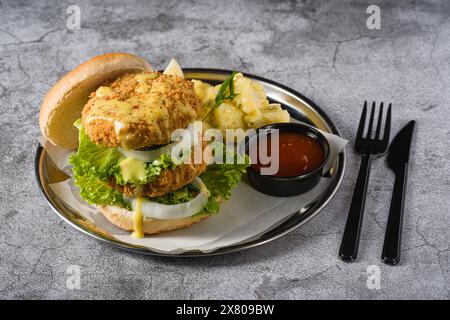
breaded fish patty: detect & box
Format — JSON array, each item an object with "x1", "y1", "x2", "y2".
[
  {"x1": 110, "y1": 161, "x2": 208, "y2": 198},
  {"x1": 81, "y1": 72, "x2": 202, "y2": 150}
]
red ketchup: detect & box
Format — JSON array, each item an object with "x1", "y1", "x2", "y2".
[{"x1": 250, "y1": 131, "x2": 325, "y2": 177}]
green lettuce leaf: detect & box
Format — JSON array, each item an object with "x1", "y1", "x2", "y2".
[
  {"x1": 193, "y1": 195, "x2": 221, "y2": 216},
  {"x1": 151, "y1": 184, "x2": 198, "y2": 205},
  {"x1": 192, "y1": 144, "x2": 249, "y2": 217},
  {"x1": 200, "y1": 144, "x2": 249, "y2": 200},
  {"x1": 70, "y1": 120, "x2": 123, "y2": 181},
  {"x1": 143, "y1": 153, "x2": 175, "y2": 184},
  {"x1": 69, "y1": 120, "x2": 176, "y2": 187},
  {"x1": 72, "y1": 172, "x2": 131, "y2": 209}
]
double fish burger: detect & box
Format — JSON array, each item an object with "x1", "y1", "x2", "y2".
[{"x1": 39, "y1": 53, "x2": 249, "y2": 237}]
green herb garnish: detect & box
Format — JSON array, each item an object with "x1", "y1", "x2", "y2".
[{"x1": 202, "y1": 71, "x2": 238, "y2": 121}]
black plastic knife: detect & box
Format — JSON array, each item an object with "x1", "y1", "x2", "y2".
[{"x1": 382, "y1": 120, "x2": 415, "y2": 265}]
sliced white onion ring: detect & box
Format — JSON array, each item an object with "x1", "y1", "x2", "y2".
[
  {"x1": 118, "y1": 142, "x2": 176, "y2": 162},
  {"x1": 117, "y1": 122, "x2": 202, "y2": 163},
  {"x1": 127, "y1": 178, "x2": 209, "y2": 220}
]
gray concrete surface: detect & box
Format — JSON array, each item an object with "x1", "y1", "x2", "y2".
[{"x1": 0, "y1": 0, "x2": 449, "y2": 299}]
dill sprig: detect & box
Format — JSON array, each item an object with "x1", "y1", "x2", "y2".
[{"x1": 203, "y1": 71, "x2": 238, "y2": 121}]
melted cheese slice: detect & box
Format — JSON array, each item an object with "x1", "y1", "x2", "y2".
[{"x1": 119, "y1": 157, "x2": 146, "y2": 182}]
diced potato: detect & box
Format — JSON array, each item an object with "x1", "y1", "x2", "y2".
[
  {"x1": 266, "y1": 103, "x2": 283, "y2": 111},
  {"x1": 193, "y1": 80, "x2": 216, "y2": 104},
  {"x1": 233, "y1": 76, "x2": 263, "y2": 116},
  {"x1": 244, "y1": 114, "x2": 267, "y2": 129},
  {"x1": 251, "y1": 81, "x2": 269, "y2": 109},
  {"x1": 261, "y1": 109, "x2": 290, "y2": 123},
  {"x1": 192, "y1": 80, "x2": 217, "y2": 118},
  {"x1": 244, "y1": 109, "x2": 290, "y2": 128},
  {"x1": 214, "y1": 103, "x2": 246, "y2": 131}
]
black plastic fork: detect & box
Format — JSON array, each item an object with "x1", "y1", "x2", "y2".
[{"x1": 339, "y1": 101, "x2": 391, "y2": 262}]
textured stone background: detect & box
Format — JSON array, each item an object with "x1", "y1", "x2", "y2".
[{"x1": 0, "y1": 0, "x2": 449, "y2": 299}]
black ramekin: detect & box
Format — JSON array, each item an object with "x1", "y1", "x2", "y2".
[{"x1": 240, "y1": 122, "x2": 330, "y2": 197}]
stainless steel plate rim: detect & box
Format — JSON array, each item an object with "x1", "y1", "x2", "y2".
[{"x1": 35, "y1": 68, "x2": 346, "y2": 257}]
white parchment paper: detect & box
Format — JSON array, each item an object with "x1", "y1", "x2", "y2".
[{"x1": 42, "y1": 130, "x2": 347, "y2": 254}]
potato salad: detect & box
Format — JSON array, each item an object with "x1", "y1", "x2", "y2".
[{"x1": 193, "y1": 73, "x2": 290, "y2": 133}]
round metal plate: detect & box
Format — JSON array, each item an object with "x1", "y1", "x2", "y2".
[{"x1": 35, "y1": 69, "x2": 346, "y2": 257}]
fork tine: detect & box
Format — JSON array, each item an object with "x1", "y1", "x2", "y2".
[
  {"x1": 383, "y1": 103, "x2": 392, "y2": 143},
  {"x1": 356, "y1": 101, "x2": 367, "y2": 139},
  {"x1": 375, "y1": 102, "x2": 384, "y2": 139},
  {"x1": 366, "y1": 102, "x2": 376, "y2": 139}
]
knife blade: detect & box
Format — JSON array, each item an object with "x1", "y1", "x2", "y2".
[
  {"x1": 382, "y1": 120, "x2": 415, "y2": 265},
  {"x1": 387, "y1": 121, "x2": 415, "y2": 171}
]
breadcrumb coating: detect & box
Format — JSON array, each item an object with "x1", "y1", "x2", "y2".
[
  {"x1": 110, "y1": 161, "x2": 208, "y2": 198},
  {"x1": 81, "y1": 72, "x2": 202, "y2": 149}
]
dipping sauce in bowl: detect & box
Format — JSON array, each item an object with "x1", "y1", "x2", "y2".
[
  {"x1": 241, "y1": 122, "x2": 330, "y2": 197},
  {"x1": 249, "y1": 131, "x2": 325, "y2": 177}
]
